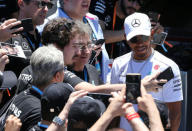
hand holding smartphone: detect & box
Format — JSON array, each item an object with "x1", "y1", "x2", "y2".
[
  {"x1": 126, "y1": 73, "x2": 141, "y2": 104},
  {"x1": 0, "y1": 42, "x2": 18, "y2": 56},
  {"x1": 88, "y1": 39, "x2": 105, "y2": 64},
  {"x1": 11, "y1": 18, "x2": 34, "y2": 34},
  {"x1": 0, "y1": 42, "x2": 26, "y2": 59},
  {"x1": 95, "y1": 39, "x2": 105, "y2": 46},
  {"x1": 157, "y1": 67, "x2": 174, "y2": 86},
  {"x1": 152, "y1": 32, "x2": 168, "y2": 45}
]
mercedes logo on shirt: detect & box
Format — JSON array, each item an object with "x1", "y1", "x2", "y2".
[{"x1": 131, "y1": 19, "x2": 141, "y2": 27}]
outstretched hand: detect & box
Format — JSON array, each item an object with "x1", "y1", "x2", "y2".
[
  {"x1": 108, "y1": 87, "x2": 136, "y2": 117},
  {"x1": 141, "y1": 72, "x2": 167, "y2": 92},
  {"x1": 137, "y1": 85, "x2": 157, "y2": 114},
  {"x1": 59, "y1": 90, "x2": 88, "y2": 120},
  {"x1": 0, "y1": 49, "x2": 9, "y2": 72},
  {"x1": 0, "y1": 19, "x2": 23, "y2": 42}
]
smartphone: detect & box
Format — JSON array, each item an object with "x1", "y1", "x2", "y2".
[
  {"x1": 157, "y1": 67, "x2": 174, "y2": 86},
  {"x1": 126, "y1": 73, "x2": 141, "y2": 104},
  {"x1": 11, "y1": 18, "x2": 34, "y2": 34},
  {"x1": 152, "y1": 32, "x2": 168, "y2": 45},
  {"x1": 87, "y1": 93, "x2": 112, "y2": 107},
  {"x1": 0, "y1": 42, "x2": 26, "y2": 59},
  {"x1": 95, "y1": 39, "x2": 105, "y2": 46},
  {"x1": 148, "y1": 11, "x2": 159, "y2": 23},
  {"x1": 0, "y1": 42, "x2": 18, "y2": 56}
]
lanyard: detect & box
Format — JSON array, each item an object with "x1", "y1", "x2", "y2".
[
  {"x1": 84, "y1": 67, "x2": 88, "y2": 82},
  {"x1": 112, "y1": 2, "x2": 117, "y2": 31},
  {"x1": 111, "y1": 2, "x2": 117, "y2": 58},
  {"x1": 83, "y1": 67, "x2": 95, "y2": 85},
  {"x1": 38, "y1": 122, "x2": 49, "y2": 129},
  {"x1": 32, "y1": 85, "x2": 43, "y2": 96},
  {"x1": 72, "y1": 67, "x2": 88, "y2": 82},
  {"x1": 23, "y1": 33, "x2": 42, "y2": 51}
]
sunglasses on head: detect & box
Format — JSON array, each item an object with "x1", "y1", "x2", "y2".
[
  {"x1": 64, "y1": 21, "x2": 75, "y2": 31},
  {"x1": 129, "y1": 35, "x2": 150, "y2": 44},
  {"x1": 33, "y1": 0, "x2": 53, "y2": 9}
]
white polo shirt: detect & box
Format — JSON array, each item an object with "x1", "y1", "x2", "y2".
[{"x1": 110, "y1": 49, "x2": 183, "y2": 131}]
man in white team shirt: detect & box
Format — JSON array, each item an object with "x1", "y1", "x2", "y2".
[{"x1": 111, "y1": 12, "x2": 183, "y2": 131}]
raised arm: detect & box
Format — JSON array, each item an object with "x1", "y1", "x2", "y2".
[
  {"x1": 89, "y1": 87, "x2": 149, "y2": 131},
  {"x1": 46, "y1": 90, "x2": 88, "y2": 131},
  {"x1": 137, "y1": 86, "x2": 164, "y2": 131},
  {"x1": 0, "y1": 19, "x2": 23, "y2": 42},
  {"x1": 75, "y1": 71, "x2": 166, "y2": 94},
  {"x1": 99, "y1": 20, "x2": 125, "y2": 44}
]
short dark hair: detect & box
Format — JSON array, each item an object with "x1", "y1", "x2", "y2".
[
  {"x1": 42, "y1": 18, "x2": 91, "y2": 50},
  {"x1": 67, "y1": 97, "x2": 105, "y2": 130}
]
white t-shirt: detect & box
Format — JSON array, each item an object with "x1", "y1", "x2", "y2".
[{"x1": 110, "y1": 49, "x2": 183, "y2": 131}]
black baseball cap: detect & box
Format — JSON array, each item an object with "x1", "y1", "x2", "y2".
[
  {"x1": 67, "y1": 96, "x2": 106, "y2": 130},
  {"x1": 41, "y1": 82, "x2": 74, "y2": 121},
  {"x1": 0, "y1": 71, "x2": 17, "y2": 90}
]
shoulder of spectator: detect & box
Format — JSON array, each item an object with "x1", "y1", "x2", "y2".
[{"x1": 154, "y1": 51, "x2": 180, "y2": 71}]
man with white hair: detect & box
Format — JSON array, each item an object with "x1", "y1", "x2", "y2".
[{"x1": 0, "y1": 45, "x2": 66, "y2": 131}]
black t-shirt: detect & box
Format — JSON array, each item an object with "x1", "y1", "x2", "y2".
[
  {"x1": 63, "y1": 70, "x2": 84, "y2": 87},
  {"x1": 69, "y1": 64, "x2": 103, "y2": 86},
  {"x1": 5, "y1": 29, "x2": 41, "y2": 77},
  {"x1": 89, "y1": 0, "x2": 131, "y2": 58},
  {"x1": 17, "y1": 65, "x2": 33, "y2": 94},
  {"x1": 17, "y1": 65, "x2": 84, "y2": 93},
  {"x1": 0, "y1": 0, "x2": 19, "y2": 21},
  {"x1": 89, "y1": 0, "x2": 117, "y2": 30},
  {"x1": 2, "y1": 87, "x2": 41, "y2": 131}
]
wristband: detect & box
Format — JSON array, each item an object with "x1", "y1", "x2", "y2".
[{"x1": 125, "y1": 113, "x2": 140, "y2": 121}]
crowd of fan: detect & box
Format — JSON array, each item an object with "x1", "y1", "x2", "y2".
[{"x1": 0, "y1": 0, "x2": 183, "y2": 131}]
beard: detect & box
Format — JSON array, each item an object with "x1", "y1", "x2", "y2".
[{"x1": 67, "y1": 54, "x2": 79, "y2": 70}]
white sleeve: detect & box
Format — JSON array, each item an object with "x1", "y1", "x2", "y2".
[{"x1": 162, "y1": 64, "x2": 183, "y2": 102}]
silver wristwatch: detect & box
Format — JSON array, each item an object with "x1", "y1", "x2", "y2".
[{"x1": 52, "y1": 116, "x2": 65, "y2": 127}]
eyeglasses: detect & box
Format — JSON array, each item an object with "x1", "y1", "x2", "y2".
[
  {"x1": 63, "y1": 20, "x2": 75, "y2": 32},
  {"x1": 73, "y1": 42, "x2": 94, "y2": 51},
  {"x1": 129, "y1": 35, "x2": 150, "y2": 44},
  {"x1": 32, "y1": 0, "x2": 53, "y2": 9}
]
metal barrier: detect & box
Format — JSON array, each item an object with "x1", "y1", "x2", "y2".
[{"x1": 179, "y1": 70, "x2": 192, "y2": 131}]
